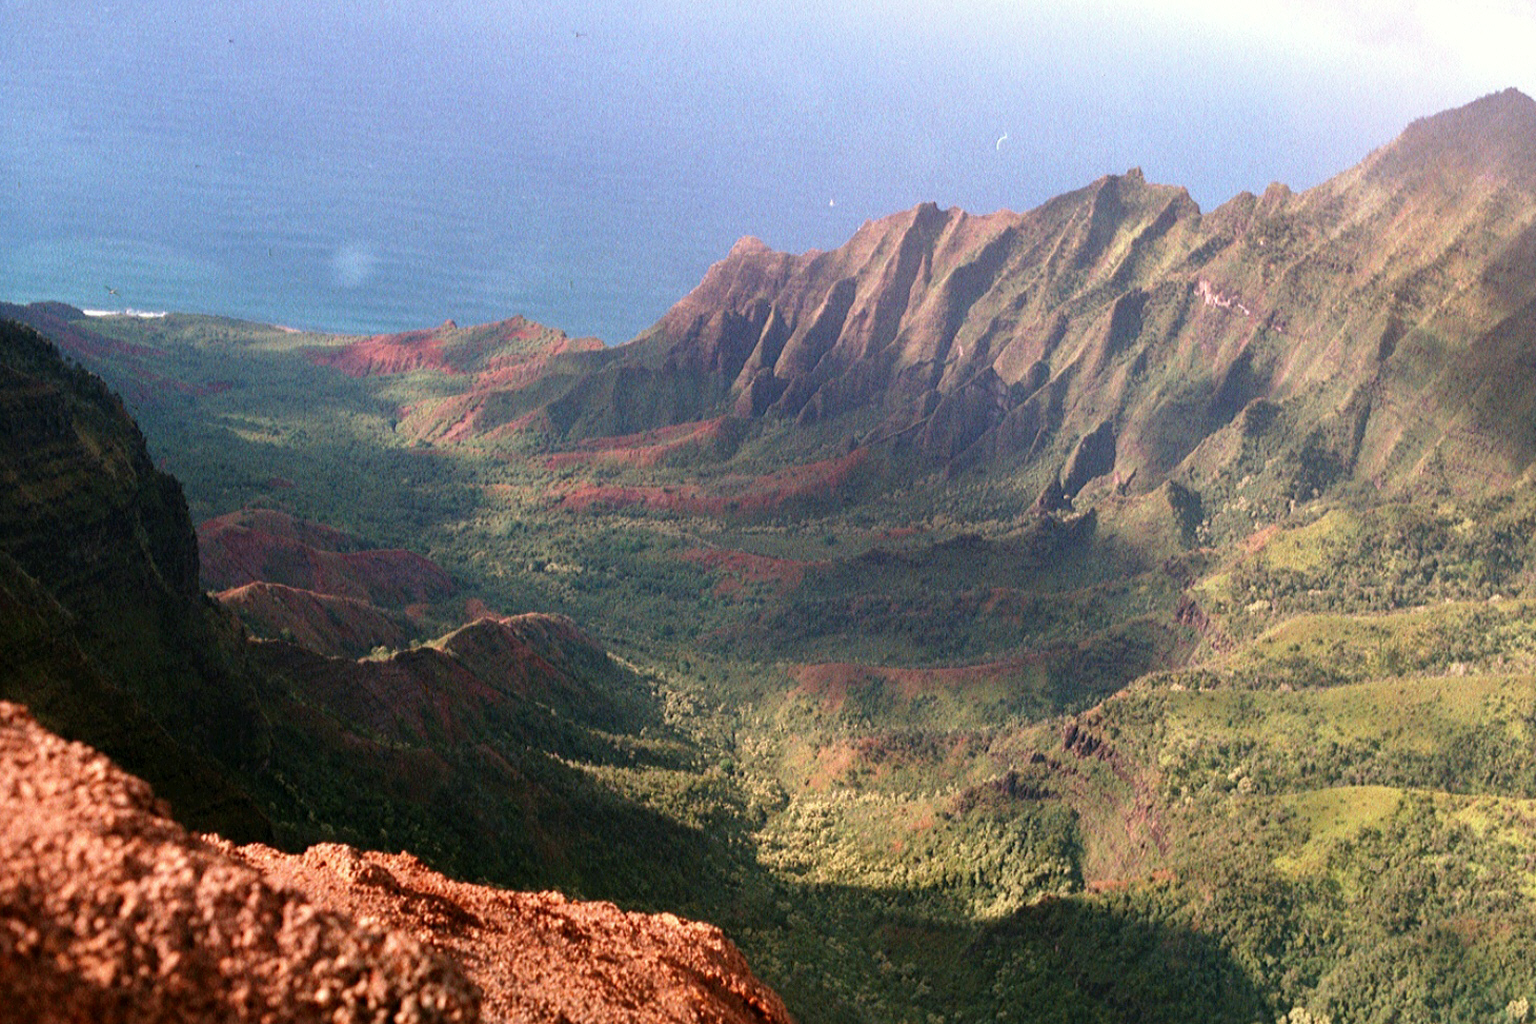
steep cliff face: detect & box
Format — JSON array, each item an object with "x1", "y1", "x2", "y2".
[
  {"x1": 547, "y1": 89, "x2": 1536, "y2": 505},
  {"x1": 557, "y1": 173, "x2": 1200, "y2": 455},
  {"x1": 0, "y1": 319, "x2": 272, "y2": 840},
  {"x1": 0, "y1": 319, "x2": 198, "y2": 609}
]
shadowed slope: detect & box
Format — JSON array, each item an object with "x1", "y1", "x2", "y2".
[{"x1": 0, "y1": 318, "x2": 272, "y2": 840}]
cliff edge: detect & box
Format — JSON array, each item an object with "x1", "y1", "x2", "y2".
[{"x1": 0, "y1": 700, "x2": 796, "y2": 1024}]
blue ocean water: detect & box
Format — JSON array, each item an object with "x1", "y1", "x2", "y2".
[
  {"x1": 2, "y1": 4, "x2": 1469, "y2": 344},
  {"x1": 0, "y1": 4, "x2": 861, "y2": 343}
]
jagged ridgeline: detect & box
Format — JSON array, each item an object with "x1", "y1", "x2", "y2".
[{"x1": 539, "y1": 88, "x2": 1536, "y2": 511}]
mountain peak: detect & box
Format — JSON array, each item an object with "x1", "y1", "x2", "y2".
[
  {"x1": 1368, "y1": 87, "x2": 1536, "y2": 192},
  {"x1": 728, "y1": 235, "x2": 771, "y2": 257}
]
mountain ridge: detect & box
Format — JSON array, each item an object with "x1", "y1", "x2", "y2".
[{"x1": 507, "y1": 88, "x2": 1536, "y2": 517}]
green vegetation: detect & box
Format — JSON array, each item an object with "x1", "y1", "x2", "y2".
[{"x1": 20, "y1": 293, "x2": 1536, "y2": 1024}]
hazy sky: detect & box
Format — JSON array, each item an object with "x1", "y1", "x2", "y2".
[{"x1": 3, "y1": 0, "x2": 1533, "y2": 339}]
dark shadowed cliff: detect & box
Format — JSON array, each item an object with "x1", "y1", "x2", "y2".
[{"x1": 0, "y1": 318, "x2": 273, "y2": 840}]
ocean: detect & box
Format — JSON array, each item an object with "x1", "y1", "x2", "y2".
[
  {"x1": 0, "y1": 4, "x2": 864, "y2": 344},
  {"x1": 0, "y1": 10, "x2": 729, "y2": 346}
]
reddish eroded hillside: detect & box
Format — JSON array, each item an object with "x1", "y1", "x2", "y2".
[
  {"x1": 539, "y1": 91, "x2": 1536, "y2": 502},
  {"x1": 0, "y1": 700, "x2": 797, "y2": 1024},
  {"x1": 315, "y1": 317, "x2": 605, "y2": 445},
  {"x1": 0, "y1": 701, "x2": 478, "y2": 1024},
  {"x1": 315, "y1": 316, "x2": 600, "y2": 380},
  {"x1": 216, "y1": 582, "x2": 414, "y2": 657},
  {"x1": 557, "y1": 448, "x2": 868, "y2": 515},
  {"x1": 199, "y1": 509, "x2": 454, "y2": 606},
  {"x1": 678, "y1": 547, "x2": 817, "y2": 599},
  {"x1": 259, "y1": 614, "x2": 631, "y2": 748},
  {"x1": 316, "y1": 329, "x2": 458, "y2": 377},
  {"x1": 545, "y1": 417, "x2": 737, "y2": 470},
  {"x1": 230, "y1": 842, "x2": 796, "y2": 1024}
]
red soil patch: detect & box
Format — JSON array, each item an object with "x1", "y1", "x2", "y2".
[
  {"x1": 475, "y1": 408, "x2": 557, "y2": 443},
  {"x1": 544, "y1": 418, "x2": 732, "y2": 470},
  {"x1": 315, "y1": 330, "x2": 456, "y2": 378},
  {"x1": 461, "y1": 598, "x2": 499, "y2": 621},
  {"x1": 198, "y1": 510, "x2": 454, "y2": 608},
  {"x1": 318, "y1": 317, "x2": 603, "y2": 444},
  {"x1": 557, "y1": 482, "x2": 712, "y2": 515},
  {"x1": 557, "y1": 448, "x2": 868, "y2": 515},
  {"x1": 472, "y1": 326, "x2": 600, "y2": 386},
  {"x1": 802, "y1": 740, "x2": 860, "y2": 792},
  {"x1": 677, "y1": 547, "x2": 814, "y2": 598},
  {"x1": 1242, "y1": 523, "x2": 1282, "y2": 555},
  {"x1": 317, "y1": 317, "x2": 594, "y2": 379}
]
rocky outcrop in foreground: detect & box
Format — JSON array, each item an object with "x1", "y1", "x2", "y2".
[
  {"x1": 0, "y1": 701, "x2": 795, "y2": 1024},
  {"x1": 229, "y1": 843, "x2": 794, "y2": 1024}
]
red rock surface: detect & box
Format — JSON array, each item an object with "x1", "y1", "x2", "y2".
[
  {"x1": 199, "y1": 510, "x2": 455, "y2": 605},
  {"x1": 544, "y1": 419, "x2": 734, "y2": 470},
  {"x1": 315, "y1": 330, "x2": 458, "y2": 377},
  {"x1": 312, "y1": 317, "x2": 605, "y2": 446},
  {"x1": 0, "y1": 701, "x2": 798, "y2": 1024},
  {"x1": 0, "y1": 701, "x2": 477, "y2": 1023},
  {"x1": 230, "y1": 843, "x2": 796, "y2": 1024},
  {"x1": 314, "y1": 317, "x2": 600, "y2": 382}
]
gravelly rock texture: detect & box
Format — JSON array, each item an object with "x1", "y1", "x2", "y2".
[
  {"x1": 230, "y1": 841, "x2": 795, "y2": 1024},
  {"x1": 0, "y1": 700, "x2": 795, "y2": 1024},
  {"x1": 0, "y1": 700, "x2": 478, "y2": 1023}
]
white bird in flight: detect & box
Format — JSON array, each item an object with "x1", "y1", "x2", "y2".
[{"x1": 996, "y1": 132, "x2": 1009, "y2": 151}]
